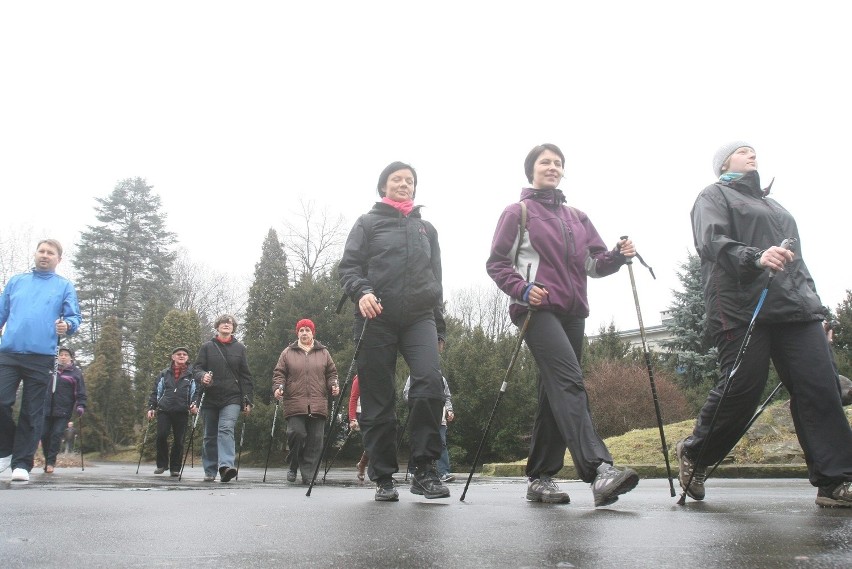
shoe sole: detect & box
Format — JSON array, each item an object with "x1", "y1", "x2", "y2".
[
  {"x1": 525, "y1": 490, "x2": 571, "y2": 504},
  {"x1": 816, "y1": 496, "x2": 852, "y2": 508},
  {"x1": 375, "y1": 492, "x2": 399, "y2": 502},
  {"x1": 410, "y1": 482, "x2": 451, "y2": 499},
  {"x1": 594, "y1": 470, "x2": 639, "y2": 507}
]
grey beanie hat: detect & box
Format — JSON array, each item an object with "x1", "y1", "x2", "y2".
[{"x1": 712, "y1": 141, "x2": 752, "y2": 177}]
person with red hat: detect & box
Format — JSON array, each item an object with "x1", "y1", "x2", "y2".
[{"x1": 273, "y1": 318, "x2": 339, "y2": 484}]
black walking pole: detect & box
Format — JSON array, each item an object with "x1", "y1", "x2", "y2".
[
  {"x1": 263, "y1": 401, "x2": 280, "y2": 482},
  {"x1": 621, "y1": 236, "x2": 676, "y2": 496},
  {"x1": 397, "y1": 407, "x2": 413, "y2": 483},
  {"x1": 678, "y1": 238, "x2": 796, "y2": 505},
  {"x1": 461, "y1": 266, "x2": 539, "y2": 502},
  {"x1": 79, "y1": 412, "x2": 85, "y2": 471},
  {"x1": 307, "y1": 316, "x2": 371, "y2": 496},
  {"x1": 136, "y1": 418, "x2": 153, "y2": 474},
  {"x1": 705, "y1": 382, "x2": 784, "y2": 479},
  {"x1": 179, "y1": 390, "x2": 205, "y2": 481},
  {"x1": 235, "y1": 396, "x2": 248, "y2": 481}
]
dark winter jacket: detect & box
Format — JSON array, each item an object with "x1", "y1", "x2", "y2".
[
  {"x1": 691, "y1": 171, "x2": 825, "y2": 335},
  {"x1": 148, "y1": 364, "x2": 203, "y2": 414},
  {"x1": 487, "y1": 187, "x2": 627, "y2": 322},
  {"x1": 339, "y1": 202, "x2": 445, "y2": 336},
  {"x1": 44, "y1": 363, "x2": 86, "y2": 418},
  {"x1": 195, "y1": 337, "x2": 254, "y2": 409},
  {"x1": 272, "y1": 340, "x2": 338, "y2": 419}
]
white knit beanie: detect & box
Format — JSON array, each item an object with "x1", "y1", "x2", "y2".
[{"x1": 712, "y1": 141, "x2": 752, "y2": 177}]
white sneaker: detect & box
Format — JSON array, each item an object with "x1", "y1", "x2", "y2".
[
  {"x1": 11, "y1": 467, "x2": 30, "y2": 482},
  {"x1": 0, "y1": 455, "x2": 11, "y2": 473}
]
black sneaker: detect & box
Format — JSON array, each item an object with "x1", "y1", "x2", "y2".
[
  {"x1": 816, "y1": 481, "x2": 852, "y2": 508},
  {"x1": 591, "y1": 464, "x2": 639, "y2": 507},
  {"x1": 375, "y1": 478, "x2": 399, "y2": 502},
  {"x1": 676, "y1": 439, "x2": 706, "y2": 501},
  {"x1": 526, "y1": 476, "x2": 571, "y2": 504},
  {"x1": 219, "y1": 466, "x2": 237, "y2": 482},
  {"x1": 411, "y1": 463, "x2": 450, "y2": 499}
]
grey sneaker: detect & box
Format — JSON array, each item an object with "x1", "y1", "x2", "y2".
[
  {"x1": 676, "y1": 439, "x2": 706, "y2": 501},
  {"x1": 439, "y1": 473, "x2": 456, "y2": 483},
  {"x1": 411, "y1": 464, "x2": 450, "y2": 499},
  {"x1": 526, "y1": 476, "x2": 570, "y2": 504},
  {"x1": 286, "y1": 470, "x2": 297, "y2": 483},
  {"x1": 375, "y1": 478, "x2": 399, "y2": 502},
  {"x1": 592, "y1": 464, "x2": 639, "y2": 507},
  {"x1": 816, "y1": 481, "x2": 852, "y2": 508}
]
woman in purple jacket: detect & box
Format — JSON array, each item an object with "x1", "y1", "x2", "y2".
[{"x1": 486, "y1": 143, "x2": 640, "y2": 508}]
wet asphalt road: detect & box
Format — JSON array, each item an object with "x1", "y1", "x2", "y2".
[{"x1": 2, "y1": 462, "x2": 851, "y2": 569}]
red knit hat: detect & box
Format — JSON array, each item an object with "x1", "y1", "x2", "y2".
[{"x1": 295, "y1": 318, "x2": 316, "y2": 335}]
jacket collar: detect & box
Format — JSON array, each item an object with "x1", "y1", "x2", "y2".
[
  {"x1": 520, "y1": 187, "x2": 567, "y2": 206},
  {"x1": 721, "y1": 170, "x2": 774, "y2": 198},
  {"x1": 370, "y1": 201, "x2": 423, "y2": 217}
]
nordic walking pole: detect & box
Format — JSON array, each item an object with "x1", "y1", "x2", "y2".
[
  {"x1": 179, "y1": 388, "x2": 206, "y2": 481},
  {"x1": 396, "y1": 407, "x2": 412, "y2": 482},
  {"x1": 263, "y1": 401, "x2": 280, "y2": 482},
  {"x1": 79, "y1": 412, "x2": 85, "y2": 471},
  {"x1": 307, "y1": 315, "x2": 371, "y2": 496},
  {"x1": 621, "y1": 236, "x2": 676, "y2": 496},
  {"x1": 136, "y1": 418, "x2": 153, "y2": 474},
  {"x1": 705, "y1": 382, "x2": 784, "y2": 479},
  {"x1": 461, "y1": 265, "x2": 540, "y2": 502},
  {"x1": 678, "y1": 238, "x2": 796, "y2": 505},
  {"x1": 51, "y1": 318, "x2": 63, "y2": 394},
  {"x1": 235, "y1": 396, "x2": 248, "y2": 481}
]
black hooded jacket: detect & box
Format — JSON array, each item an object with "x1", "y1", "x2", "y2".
[
  {"x1": 691, "y1": 171, "x2": 825, "y2": 335},
  {"x1": 339, "y1": 202, "x2": 445, "y2": 336}
]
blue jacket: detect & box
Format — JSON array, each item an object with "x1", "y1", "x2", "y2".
[{"x1": 0, "y1": 269, "x2": 81, "y2": 355}]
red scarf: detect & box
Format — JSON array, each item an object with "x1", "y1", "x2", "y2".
[
  {"x1": 172, "y1": 362, "x2": 187, "y2": 379},
  {"x1": 381, "y1": 197, "x2": 414, "y2": 216}
]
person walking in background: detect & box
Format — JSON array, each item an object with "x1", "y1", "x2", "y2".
[
  {"x1": 62, "y1": 421, "x2": 76, "y2": 455},
  {"x1": 403, "y1": 374, "x2": 456, "y2": 482},
  {"x1": 339, "y1": 161, "x2": 450, "y2": 502},
  {"x1": 677, "y1": 141, "x2": 852, "y2": 508},
  {"x1": 195, "y1": 314, "x2": 253, "y2": 483},
  {"x1": 486, "y1": 143, "x2": 639, "y2": 507},
  {"x1": 147, "y1": 347, "x2": 203, "y2": 476},
  {"x1": 41, "y1": 347, "x2": 86, "y2": 473},
  {"x1": 272, "y1": 318, "x2": 339, "y2": 484},
  {"x1": 348, "y1": 375, "x2": 369, "y2": 483},
  {"x1": 0, "y1": 239, "x2": 81, "y2": 482}
]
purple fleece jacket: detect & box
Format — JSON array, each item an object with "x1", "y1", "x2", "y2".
[{"x1": 486, "y1": 187, "x2": 626, "y2": 321}]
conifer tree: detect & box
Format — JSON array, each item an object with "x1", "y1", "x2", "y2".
[
  {"x1": 152, "y1": 310, "x2": 203, "y2": 367},
  {"x1": 73, "y1": 177, "x2": 177, "y2": 354}
]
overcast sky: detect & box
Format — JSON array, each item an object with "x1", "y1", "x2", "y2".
[{"x1": 2, "y1": 1, "x2": 850, "y2": 332}]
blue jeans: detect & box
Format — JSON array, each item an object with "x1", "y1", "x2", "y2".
[
  {"x1": 0, "y1": 353, "x2": 53, "y2": 472},
  {"x1": 201, "y1": 404, "x2": 240, "y2": 477},
  {"x1": 437, "y1": 424, "x2": 451, "y2": 476}
]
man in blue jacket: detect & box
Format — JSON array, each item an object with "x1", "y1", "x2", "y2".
[{"x1": 0, "y1": 239, "x2": 81, "y2": 482}]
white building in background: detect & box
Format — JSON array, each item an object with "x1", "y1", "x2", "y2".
[{"x1": 588, "y1": 310, "x2": 674, "y2": 351}]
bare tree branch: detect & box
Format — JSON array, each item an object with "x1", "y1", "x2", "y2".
[{"x1": 281, "y1": 199, "x2": 347, "y2": 282}]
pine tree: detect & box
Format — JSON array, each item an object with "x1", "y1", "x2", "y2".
[
  {"x1": 84, "y1": 316, "x2": 134, "y2": 451},
  {"x1": 833, "y1": 290, "x2": 852, "y2": 376},
  {"x1": 131, "y1": 299, "x2": 172, "y2": 419},
  {"x1": 244, "y1": 229, "x2": 289, "y2": 345},
  {"x1": 661, "y1": 252, "x2": 718, "y2": 395},
  {"x1": 152, "y1": 310, "x2": 203, "y2": 367},
  {"x1": 73, "y1": 177, "x2": 177, "y2": 354},
  {"x1": 584, "y1": 321, "x2": 632, "y2": 372}
]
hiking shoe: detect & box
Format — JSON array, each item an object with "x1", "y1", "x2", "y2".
[
  {"x1": 45, "y1": 465, "x2": 55, "y2": 474},
  {"x1": 526, "y1": 476, "x2": 571, "y2": 504},
  {"x1": 219, "y1": 466, "x2": 237, "y2": 482},
  {"x1": 676, "y1": 439, "x2": 706, "y2": 501},
  {"x1": 11, "y1": 468, "x2": 30, "y2": 482},
  {"x1": 0, "y1": 455, "x2": 11, "y2": 473},
  {"x1": 154, "y1": 467, "x2": 167, "y2": 474},
  {"x1": 375, "y1": 478, "x2": 399, "y2": 502},
  {"x1": 440, "y1": 473, "x2": 456, "y2": 483},
  {"x1": 203, "y1": 475, "x2": 215, "y2": 482},
  {"x1": 816, "y1": 481, "x2": 852, "y2": 508},
  {"x1": 170, "y1": 471, "x2": 180, "y2": 477},
  {"x1": 592, "y1": 464, "x2": 639, "y2": 507},
  {"x1": 411, "y1": 463, "x2": 451, "y2": 499},
  {"x1": 287, "y1": 470, "x2": 297, "y2": 483}
]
